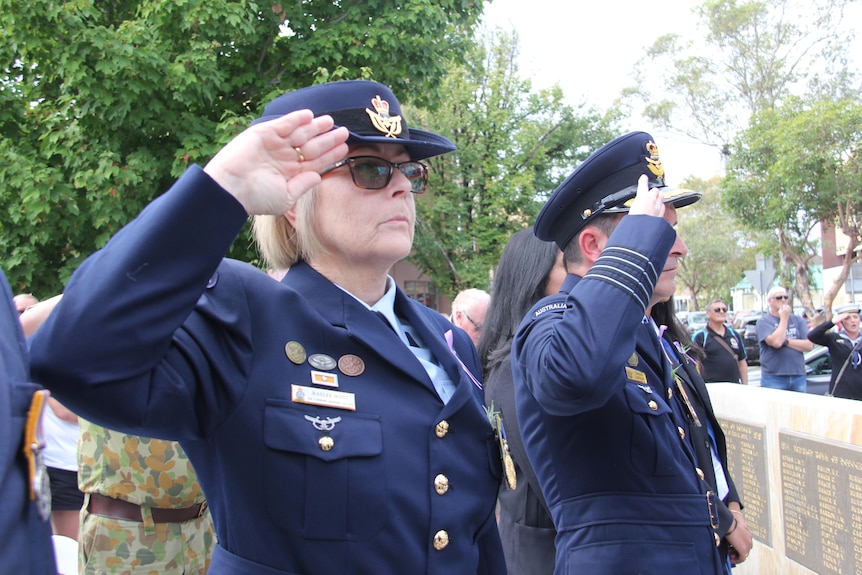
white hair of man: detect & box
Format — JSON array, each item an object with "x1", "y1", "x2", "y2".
[
  {"x1": 451, "y1": 289, "x2": 491, "y2": 316},
  {"x1": 766, "y1": 286, "x2": 787, "y2": 300}
]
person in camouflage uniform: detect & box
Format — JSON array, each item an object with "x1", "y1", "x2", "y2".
[{"x1": 78, "y1": 420, "x2": 215, "y2": 575}]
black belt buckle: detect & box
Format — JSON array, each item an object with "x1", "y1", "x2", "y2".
[{"x1": 706, "y1": 491, "x2": 719, "y2": 530}]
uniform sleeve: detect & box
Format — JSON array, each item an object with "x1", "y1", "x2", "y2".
[
  {"x1": 512, "y1": 215, "x2": 675, "y2": 416},
  {"x1": 807, "y1": 319, "x2": 834, "y2": 346},
  {"x1": 29, "y1": 166, "x2": 252, "y2": 440}
]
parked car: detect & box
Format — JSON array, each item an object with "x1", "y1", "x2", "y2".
[
  {"x1": 687, "y1": 311, "x2": 708, "y2": 334},
  {"x1": 748, "y1": 345, "x2": 831, "y2": 395},
  {"x1": 733, "y1": 314, "x2": 761, "y2": 365}
]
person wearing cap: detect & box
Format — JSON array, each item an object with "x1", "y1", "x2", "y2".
[
  {"x1": 29, "y1": 80, "x2": 505, "y2": 574},
  {"x1": 807, "y1": 303, "x2": 862, "y2": 399},
  {"x1": 511, "y1": 132, "x2": 726, "y2": 574},
  {"x1": 755, "y1": 286, "x2": 814, "y2": 392}
]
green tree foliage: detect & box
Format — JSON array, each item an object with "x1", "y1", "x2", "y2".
[
  {"x1": 723, "y1": 97, "x2": 862, "y2": 313},
  {"x1": 0, "y1": 0, "x2": 484, "y2": 295},
  {"x1": 624, "y1": 0, "x2": 857, "y2": 151},
  {"x1": 407, "y1": 29, "x2": 621, "y2": 297},
  {"x1": 623, "y1": 0, "x2": 858, "y2": 310},
  {"x1": 675, "y1": 176, "x2": 775, "y2": 310}
]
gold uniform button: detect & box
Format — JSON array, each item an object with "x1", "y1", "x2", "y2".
[
  {"x1": 667, "y1": 387, "x2": 673, "y2": 399},
  {"x1": 677, "y1": 426, "x2": 685, "y2": 439},
  {"x1": 433, "y1": 530, "x2": 449, "y2": 550},
  {"x1": 435, "y1": 420, "x2": 449, "y2": 438},
  {"x1": 696, "y1": 467, "x2": 705, "y2": 480},
  {"x1": 714, "y1": 532, "x2": 721, "y2": 546},
  {"x1": 434, "y1": 474, "x2": 449, "y2": 495},
  {"x1": 648, "y1": 400, "x2": 658, "y2": 411},
  {"x1": 318, "y1": 436, "x2": 334, "y2": 451}
]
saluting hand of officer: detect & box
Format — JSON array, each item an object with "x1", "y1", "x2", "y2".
[
  {"x1": 204, "y1": 110, "x2": 349, "y2": 216},
  {"x1": 626, "y1": 174, "x2": 666, "y2": 219}
]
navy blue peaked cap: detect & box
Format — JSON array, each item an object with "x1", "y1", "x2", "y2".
[
  {"x1": 534, "y1": 131, "x2": 701, "y2": 249},
  {"x1": 252, "y1": 80, "x2": 455, "y2": 161}
]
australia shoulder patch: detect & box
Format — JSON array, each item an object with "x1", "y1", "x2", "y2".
[{"x1": 533, "y1": 301, "x2": 568, "y2": 319}]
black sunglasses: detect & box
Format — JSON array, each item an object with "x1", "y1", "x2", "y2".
[
  {"x1": 711, "y1": 307, "x2": 727, "y2": 313},
  {"x1": 320, "y1": 156, "x2": 429, "y2": 194},
  {"x1": 773, "y1": 295, "x2": 789, "y2": 300}
]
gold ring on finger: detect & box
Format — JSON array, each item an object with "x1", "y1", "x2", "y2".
[{"x1": 294, "y1": 146, "x2": 305, "y2": 162}]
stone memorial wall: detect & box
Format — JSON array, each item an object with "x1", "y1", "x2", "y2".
[{"x1": 708, "y1": 383, "x2": 862, "y2": 575}]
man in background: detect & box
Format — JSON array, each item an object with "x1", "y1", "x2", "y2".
[
  {"x1": 451, "y1": 288, "x2": 491, "y2": 347},
  {"x1": 692, "y1": 298, "x2": 748, "y2": 384},
  {"x1": 756, "y1": 286, "x2": 813, "y2": 392},
  {"x1": 14, "y1": 292, "x2": 39, "y2": 315}
]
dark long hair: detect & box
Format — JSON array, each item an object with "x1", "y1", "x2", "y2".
[
  {"x1": 651, "y1": 297, "x2": 705, "y2": 361},
  {"x1": 478, "y1": 229, "x2": 561, "y2": 373}
]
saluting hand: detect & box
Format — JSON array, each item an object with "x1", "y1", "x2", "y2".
[
  {"x1": 204, "y1": 110, "x2": 349, "y2": 216},
  {"x1": 626, "y1": 174, "x2": 665, "y2": 219}
]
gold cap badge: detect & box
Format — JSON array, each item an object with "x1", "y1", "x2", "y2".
[
  {"x1": 645, "y1": 140, "x2": 664, "y2": 179},
  {"x1": 366, "y1": 95, "x2": 402, "y2": 138}
]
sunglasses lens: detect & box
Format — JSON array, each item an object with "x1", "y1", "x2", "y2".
[
  {"x1": 713, "y1": 307, "x2": 726, "y2": 313},
  {"x1": 351, "y1": 158, "x2": 391, "y2": 189},
  {"x1": 400, "y1": 163, "x2": 428, "y2": 193}
]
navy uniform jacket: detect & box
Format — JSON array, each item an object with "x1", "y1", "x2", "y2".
[
  {"x1": 0, "y1": 269, "x2": 56, "y2": 574},
  {"x1": 665, "y1": 336, "x2": 742, "y2": 562},
  {"x1": 30, "y1": 166, "x2": 505, "y2": 575},
  {"x1": 511, "y1": 216, "x2": 723, "y2": 575}
]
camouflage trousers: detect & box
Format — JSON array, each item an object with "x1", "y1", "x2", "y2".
[{"x1": 79, "y1": 498, "x2": 215, "y2": 575}]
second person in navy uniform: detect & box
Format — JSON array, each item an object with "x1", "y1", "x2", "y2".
[
  {"x1": 30, "y1": 80, "x2": 505, "y2": 574},
  {"x1": 511, "y1": 132, "x2": 726, "y2": 575}
]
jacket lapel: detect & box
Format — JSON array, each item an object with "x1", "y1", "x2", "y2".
[
  {"x1": 283, "y1": 263, "x2": 435, "y2": 392},
  {"x1": 394, "y1": 291, "x2": 480, "y2": 414}
]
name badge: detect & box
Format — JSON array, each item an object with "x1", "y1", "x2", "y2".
[
  {"x1": 625, "y1": 367, "x2": 647, "y2": 384},
  {"x1": 291, "y1": 384, "x2": 356, "y2": 411}
]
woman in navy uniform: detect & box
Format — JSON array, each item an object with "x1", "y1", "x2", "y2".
[
  {"x1": 652, "y1": 298, "x2": 753, "y2": 572},
  {"x1": 511, "y1": 132, "x2": 725, "y2": 574},
  {"x1": 480, "y1": 229, "x2": 566, "y2": 575},
  {"x1": 808, "y1": 303, "x2": 862, "y2": 399},
  {"x1": 30, "y1": 80, "x2": 505, "y2": 574}
]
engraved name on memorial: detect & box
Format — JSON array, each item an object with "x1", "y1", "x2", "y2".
[
  {"x1": 780, "y1": 431, "x2": 862, "y2": 575},
  {"x1": 718, "y1": 417, "x2": 771, "y2": 545}
]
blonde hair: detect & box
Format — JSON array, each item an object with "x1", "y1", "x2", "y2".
[{"x1": 252, "y1": 189, "x2": 326, "y2": 270}]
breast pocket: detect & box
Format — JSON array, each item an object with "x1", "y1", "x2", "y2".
[
  {"x1": 263, "y1": 399, "x2": 386, "y2": 540},
  {"x1": 623, "y1": 381, "x2": 677, "y2": 477}
]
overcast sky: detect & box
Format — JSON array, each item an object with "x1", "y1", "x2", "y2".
[{"x1": 481, "y1": 0, "x2": 862, "y2": 183}]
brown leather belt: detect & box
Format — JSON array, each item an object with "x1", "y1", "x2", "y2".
[{"x1": 88, "y1": 493, "x2": 207, "y2": 523}]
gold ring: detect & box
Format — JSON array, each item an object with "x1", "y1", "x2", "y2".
[{"x1": 294, "y1": 147, "x2": 304, "y2": 162}]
